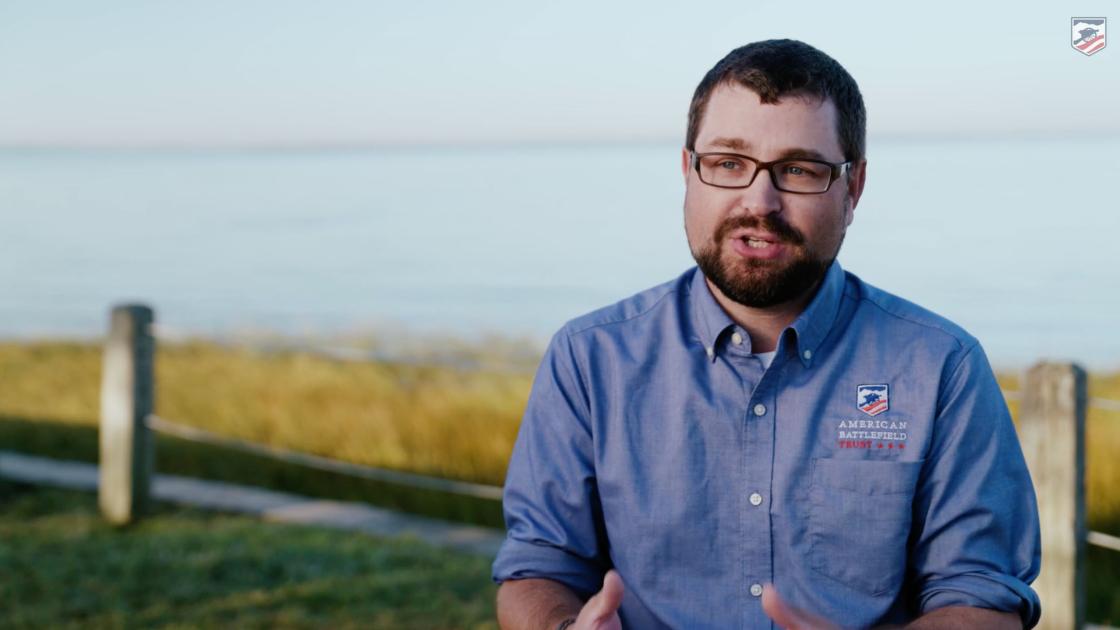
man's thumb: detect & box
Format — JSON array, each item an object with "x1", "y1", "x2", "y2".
[
  {"x1": 761, "y1": 584, "x2": 800, "y2": 628},
  {"x1": 761, "y1": 584, "x2": 835, "y2": 630},
  {"x1": 585, "y1": 569, "x2": 624, "y2": 620}
]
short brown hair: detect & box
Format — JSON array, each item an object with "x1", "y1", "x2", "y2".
[{"x1": 685, "y1": 39, "x2": 866, "y2": 164}]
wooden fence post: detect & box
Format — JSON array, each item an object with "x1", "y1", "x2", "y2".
[
  {"x1": 1018, "y1": 361, "x2": 1087, "y2": 630},
  {"x1": 98, "y1": 304, "x2": 156, "y2": 525}
]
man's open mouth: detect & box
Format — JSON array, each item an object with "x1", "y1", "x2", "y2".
[{"x1": 743, "y1": 237, "x2": 774, "y2": 249}]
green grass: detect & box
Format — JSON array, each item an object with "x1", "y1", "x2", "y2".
[
  {"x1": 1088, "y1": 543, "x2": 1120, "y2": 624},
  {"x1": 0, "y1": 479, "x2": 499, "y2": 629}
]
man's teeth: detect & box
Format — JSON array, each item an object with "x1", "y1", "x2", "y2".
[{"x1": 745, "y1": 238, "x2": 771, "y2": 248}]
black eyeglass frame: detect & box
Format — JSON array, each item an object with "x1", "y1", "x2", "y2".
[{"x1": 689, "y1": 150, "x2": 852, "y2": 194}]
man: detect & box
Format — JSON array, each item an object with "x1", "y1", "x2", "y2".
[{"x1": 492, "y1": 39, "x2": 1040, "y2": 629}]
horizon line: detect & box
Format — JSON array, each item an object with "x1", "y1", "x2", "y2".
[{"x1": 1, "y1": 128, "x2": 1117, "y2": 153}]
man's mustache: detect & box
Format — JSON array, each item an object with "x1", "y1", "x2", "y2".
[{"x1": 715, "y1": 215, "x2": 805, "y2": 246}]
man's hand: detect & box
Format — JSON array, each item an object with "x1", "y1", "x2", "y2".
[
  {"x1": 761, "y1": 585, "x2": 839, "y2": 630},
  {"x1": 494, "y1": 570, "x2": 624, "y2": 630},
  {"x1": 571, "y1": 570, "x2": 624, "y2": 630}
]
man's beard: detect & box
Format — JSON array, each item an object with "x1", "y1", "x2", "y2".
[{"x1": 691, "y1": 214, "x2": 838, "y2": 309}]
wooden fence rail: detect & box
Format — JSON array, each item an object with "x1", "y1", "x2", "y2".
[{"x1": 98, "y1": 304, "x2": 1116, "y2": 627}]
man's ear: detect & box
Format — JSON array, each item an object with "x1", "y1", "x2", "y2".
[
  {"x1": 845, "y1": 159, "x2": 867, "y2": 226},
  {"x1": 681, "y1": 148, "x2": 691, "y2": 183}
]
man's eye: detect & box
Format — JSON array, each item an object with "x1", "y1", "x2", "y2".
[
  {"x1": 717, "y1": 160, "x2": 742, "y2": 170},
  {"x1": 783, "y1": 162, "x2": 822, "y2": 177}
]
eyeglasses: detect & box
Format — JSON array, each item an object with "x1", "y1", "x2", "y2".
[{"x1": 690, "y1": 151, "x2": 851, "y2": 194}]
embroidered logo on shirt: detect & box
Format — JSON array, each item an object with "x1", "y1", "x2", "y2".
[
  {"x1": 837, "y1": 418, "x2": 908, "y2": 449},
  {"x1": 839, "y1": 384, "x2": 905, "y2": 450},
  {"x1": 857, "y1": 384, "x2": 889, "y2": 416}
]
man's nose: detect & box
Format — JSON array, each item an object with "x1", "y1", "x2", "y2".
[{"x1": 735, "y1": 167, "x2": 783, "y2": 217}]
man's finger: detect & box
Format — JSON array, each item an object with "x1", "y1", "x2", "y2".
[
  {"x1": 761, "y1": 584, "x2": 836, "y2": 630},
  {"x1": 761, "y1": 584, "x2": 802, "y2": 629},
  {"x1": 585, "y1": 569, "x2": 624, "y2": 621}
]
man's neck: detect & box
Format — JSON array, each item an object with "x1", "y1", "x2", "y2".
[{"x1": 704, "y1": 276, "x2": 821, "y2": 353}]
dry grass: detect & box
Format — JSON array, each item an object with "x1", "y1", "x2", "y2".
[
  {"x1": 0, "y1": 340, "x2": 532, "y2": 486},
  {"x1": 0, "y1": 341, "x2": 102, "y2": 425},
  {"x1": 1, "y1": 340, "x2": 1117, "y2": 529},
  {"x1": 157, "y1": 342, "x2": 534, "y2": 486}
]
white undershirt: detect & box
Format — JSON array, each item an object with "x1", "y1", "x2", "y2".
[{"x1": 754, "y1": 350, "x2": 777, "y2": 369}]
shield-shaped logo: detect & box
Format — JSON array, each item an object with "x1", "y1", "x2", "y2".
[
  {"x1": 1072, "y1": 17, "x2": 1107, "y2": 56},
  {"x1": 857, "y1": 384, "x2": 889, "y2": 417}
]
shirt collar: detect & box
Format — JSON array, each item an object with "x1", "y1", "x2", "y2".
[
  {"x1": 688, "y1": 267, "x2": 737, "y2": 361},
  {"x1": 787, "y1": 260, "x2": 846, "y2": 367},
  {"x1": 688, "y1": 260, "x2": 846, "y2": 367}
]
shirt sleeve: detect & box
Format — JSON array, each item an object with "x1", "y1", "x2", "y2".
[
  {"x1": 491, "y1": 328, "x2": 610, "y2": 598},
  {"x1": 910, "y1": 341, "x2": 1042, "y2": 628}
]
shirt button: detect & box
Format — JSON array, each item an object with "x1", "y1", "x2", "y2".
[
  {"x1": 749, "y1": 583, "x2": 763, "y2": 597},
  {"x1": 731, "y1": 332, "x2": 743, "y2": 345},
  {"x1": 753, "y1": 403, "x2": 766, "y2": 416},
  {"x1": 749, "y1": 492, "x2": 763, "y2": 506},
  {"x1": 803, "y1": 349, "x2": 812, "y2": 360}
]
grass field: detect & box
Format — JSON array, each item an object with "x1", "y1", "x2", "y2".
[
  {"x1": 1, "y1": 339, "x2": 1118, "y2": 622},
  {"x1": 0, "y1": 479, "x2": 498, "y2": 629},
  {"x1": 0, "y1": 340, "x2": 532, "y2": 486},
  {"x1": 2, "y1": 340, "x2": 1117, "y2": 528}
]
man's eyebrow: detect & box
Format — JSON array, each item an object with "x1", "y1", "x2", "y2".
[
  {"x1": 705, "y1": 137, "x2": 834, "y2": 162},
  {"x1": 774, "y1": 148, "x2": 832, "y2": 161},
  {"x1": 709, "y1": 137, "x2": 749, "y2": 151}
]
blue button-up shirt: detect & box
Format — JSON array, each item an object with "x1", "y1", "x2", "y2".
[{"x1": 492, "y1": 262, "x2": 1041, "y2": 629}]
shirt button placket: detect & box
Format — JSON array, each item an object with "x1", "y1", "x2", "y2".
[{"x1": 742, "y1": 385, "x2": 775, "y2": 626}]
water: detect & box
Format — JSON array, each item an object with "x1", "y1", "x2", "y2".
[{"x1": 2, "y1": 138, "x2": 1118, "y2": 370}]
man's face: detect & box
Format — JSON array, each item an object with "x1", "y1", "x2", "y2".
[{"x1": 682, "y1": 83, "x2": 865, "y2": 308}]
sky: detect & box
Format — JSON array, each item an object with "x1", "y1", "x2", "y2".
[{"x1": 0, "y1": 1, "x2": 1117, "y2": 148}]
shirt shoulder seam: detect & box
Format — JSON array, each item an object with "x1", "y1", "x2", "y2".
[
  {"x1": 935, "y1": 340, "x2": 983, "y2": 412},
  {"x1": 556, "y1": 328, "x2": 594, "y2": 423},
  {"x1": 846, "y1": 287, "x2": 974, "y2": 352},
  {"x1": 566, "y1": 283, "x2": 682, "y2": 337}
]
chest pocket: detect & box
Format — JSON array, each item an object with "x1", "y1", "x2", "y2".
[{"x1": 808, "y1": 458, "x2": 924, "y2": 596}]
